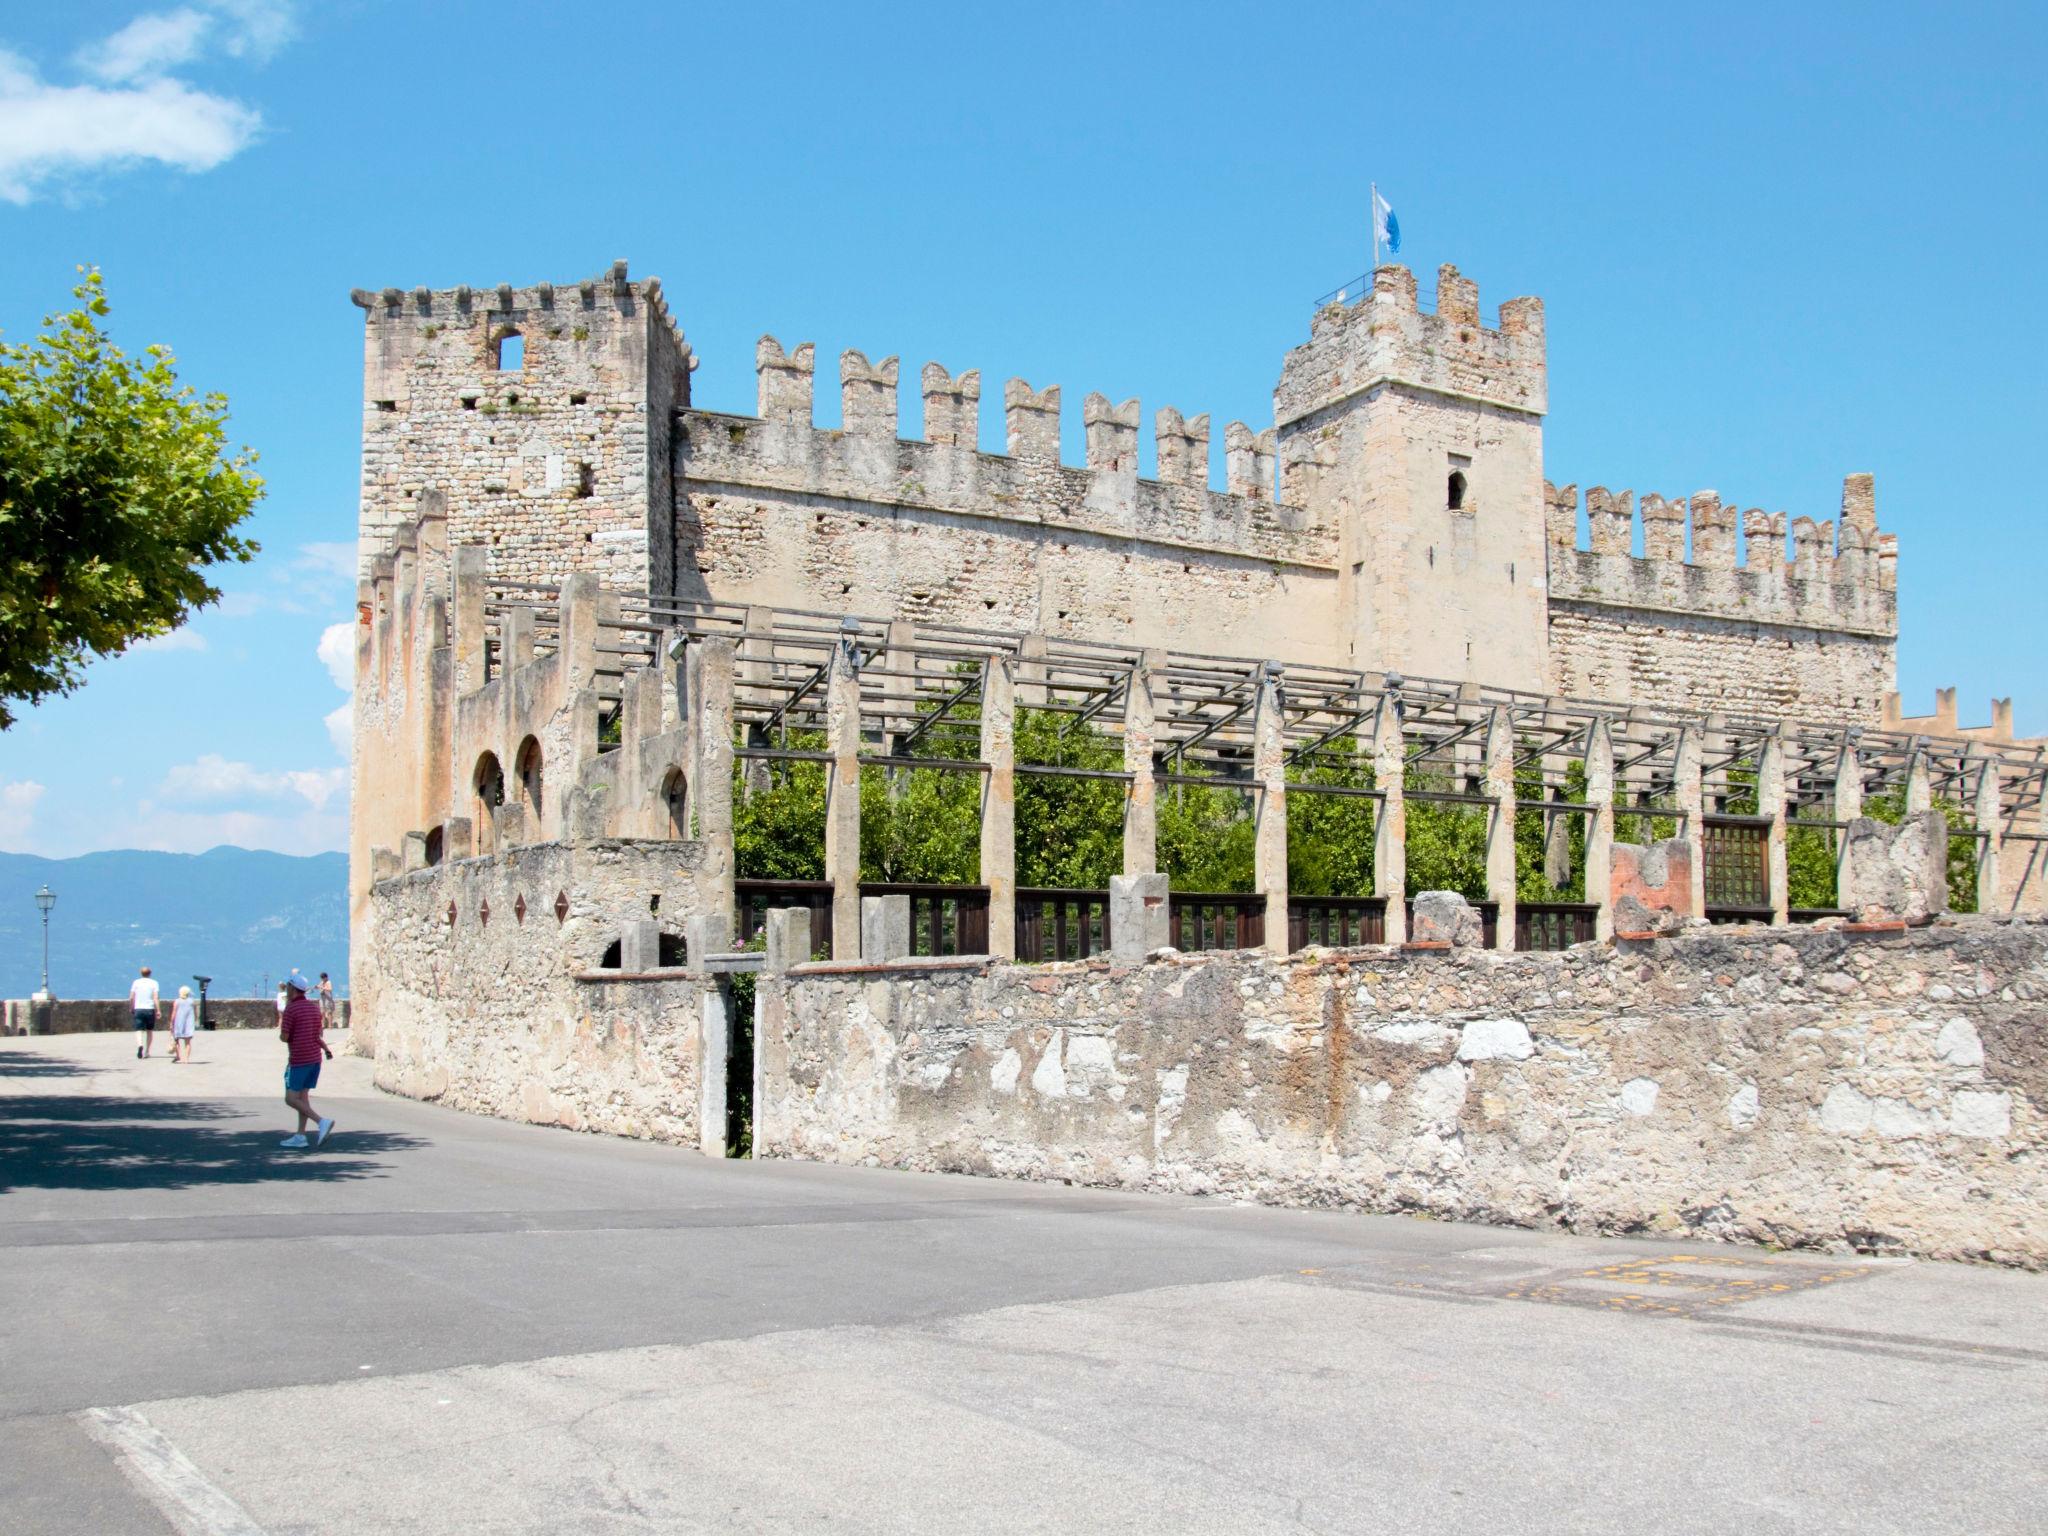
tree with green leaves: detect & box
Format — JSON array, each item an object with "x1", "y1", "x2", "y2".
[{"x1": 0, "y1": 271, "x2": 262, "y2": 727}]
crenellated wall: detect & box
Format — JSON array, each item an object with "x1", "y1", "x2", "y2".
[
  {"x1": 673, "y1": 337, "x2": 1337, "y2": 658},
  {"x1": 1544, "y1": 476, "x2": 1898, "y2": 722}
]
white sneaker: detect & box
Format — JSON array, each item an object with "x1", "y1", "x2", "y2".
[
  {"x1": 280, "y1": 1134, "x2": 309, "y2": 1148},
  {"x1": 315, "y1": 1117, "x2": 335, "y2": 1146}
]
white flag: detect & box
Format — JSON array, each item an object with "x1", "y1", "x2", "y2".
[{"x1": 1373, "y1": 189, "x2": 1401, "y2": 255}]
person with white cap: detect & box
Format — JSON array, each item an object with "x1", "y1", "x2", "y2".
[
  {"x1": 277, "y1": 969, "x2": 334, "y2": 1149},
  {"x1": 169, "y1": 985, "x2": 198, "y2": 1063}
]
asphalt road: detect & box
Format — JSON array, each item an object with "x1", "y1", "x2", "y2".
[{"x1": 2, "y1": 1031, "x2": 2043, "y2": 1534}]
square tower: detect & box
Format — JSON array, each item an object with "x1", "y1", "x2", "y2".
[
  {"x1": 1273, "y1": 264, "x2": 1548, "y2": 689},
  {"x1": 353, "y1": 261, "x2": 693, "y2": 599}
]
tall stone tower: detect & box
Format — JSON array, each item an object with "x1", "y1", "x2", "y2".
[
  {"x1": 351, "y1": 260, "x2": 692, "y2": 601},
  {"x1": 1273, "y1": 264, "x2": 1549, "y2": 689}
]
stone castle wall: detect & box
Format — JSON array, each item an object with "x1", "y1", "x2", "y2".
[
  {"x1": 674, "y1": 345, "x2": 1341, "y2": 659},
  {"x1": 756, "y1": 917, "x2": 2048, "y2": 1267},
  {"x1": 1544, "y1": 480, "x2": 1896, "y2": 722},
  {"x1": 361, "y1": 839, "x2": 713, "y2": 1143}
]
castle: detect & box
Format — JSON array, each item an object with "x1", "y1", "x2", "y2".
[{"x1": 343, "y1": 260, "x2": 2047, "y2": 1265}]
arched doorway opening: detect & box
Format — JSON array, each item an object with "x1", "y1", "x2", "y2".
[
  {"x1": 659, "y1": 767, "x2": 688, "y2": 838},
  {"x1": 515, "y1": 735, "x2": 544, "y2": 825},
  {"x1": 473, "y1": 751, "x2": 505, "y2": 855}
]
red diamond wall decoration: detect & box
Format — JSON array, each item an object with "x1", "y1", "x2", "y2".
[
  {"x1": 554, "y1": 890, "x2": 570, "y2": 923},
  {"x1": 514, "y1": 893, "x2": 527, "y2": 924}
]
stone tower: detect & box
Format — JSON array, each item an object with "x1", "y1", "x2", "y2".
[
  {"x1": 1273, "y1": 264, "x2": 1549, "y2": 689},
  {"x1": 351, "y1": 260, "x2": 692, "y2": 602}
]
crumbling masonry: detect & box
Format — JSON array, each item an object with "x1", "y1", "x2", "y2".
[{"x1": 349, "y1": 259, "x2": 2048, "y2": 1265}]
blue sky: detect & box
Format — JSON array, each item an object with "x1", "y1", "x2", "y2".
[{"x1": 1, "y1": 0, "x2": 2042, "y2": 857}]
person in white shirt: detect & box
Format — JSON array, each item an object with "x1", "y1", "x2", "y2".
[{"x1": 128, "y1": 966, "x2": 161, "y2": 1059}]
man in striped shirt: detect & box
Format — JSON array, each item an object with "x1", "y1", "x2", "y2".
[{"x1": 278, "y1": 970, "x2": 335, "y2": 1150}]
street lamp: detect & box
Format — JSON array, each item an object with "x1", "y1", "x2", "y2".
[{"x1": 33, "y1": 885, "x2": 55, "y2": 999}]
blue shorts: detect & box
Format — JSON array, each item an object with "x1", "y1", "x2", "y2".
[
  {"x1": 134, "y1": 1011, "x2": 156, "y2": 1031},
  {"x1": 285, "y1": 1062, "x2": 321, "y2": 1093}
]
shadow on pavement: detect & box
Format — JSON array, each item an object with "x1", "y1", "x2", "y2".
[
  {"x1": 0, "y1": 1096, "x2": 425, "y2": 1195},
  {"x1": 0, "y1": 1051, "x2": 100, "y2": 1080}
]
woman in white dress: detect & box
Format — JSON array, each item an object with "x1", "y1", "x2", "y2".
[{"x1": 170, "y1": 985, "x2": 199, "y2": 1063}]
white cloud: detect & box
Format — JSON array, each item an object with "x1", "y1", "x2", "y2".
[
  {"x1": 317, "y1": 619, "x2": 355, "y2": 692},
  {"x1": 0, "y1": 49, "x2": 259, "y2": 203},
  {"x1": 0, "y1": 779, "x2": 46, "y2": 842},
  {"x1": 132, "y1": 627, "x2": 209, "y2": 653},
  {"x1": 158, "y1": 753, "x2": 345, "y2": 811},
  {"x1": 77, "y1": 9, "x2": 214, "y2": 82},
  {"x1": 325, "y1": 701, "x2": 351, "y2": 759},
  {"x1": 0, "y1": 4, "x2": 297, "y2": 204},
  {"x1": 296, "y1": 542, "x2": 358, "y2": 583},
  {"x1": 120, "y1": 804, "x2": 345, "y2": 856}
]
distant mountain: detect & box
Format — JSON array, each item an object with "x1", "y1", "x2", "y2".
[{"x1": 0, "y1": 847, "x2": 347, "y2": 1001}]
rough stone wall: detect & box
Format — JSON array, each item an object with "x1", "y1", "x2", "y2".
[
  {"x1": 361, "y1": 839, "x2": 713, "y2": 1140},
  {"x1": 354, "y1": 263, "x2": 690, "y2": 594},
  {"x1": 756, "y1": 918, "x2": 2048, "y2": 1267},
  {"x1": 1545, "y1": 482, "x2": 1897, "y2": 723},
  {"x1": 672, "y1": 346, "x2": 1338, "y2": 658}
]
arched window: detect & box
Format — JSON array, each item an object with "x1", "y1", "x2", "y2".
[
  {"x1": 473, "y1": 752, "x2": 504, "y2": 854},
  {"x1": 423, "y1": 826, "x2": 444, "y2": 867},
  {"x1": 1447, "y1": 470, "x2": 1468, "y2": 511},
  {"x1": 515, "y1": 735, "x2": 543, "y2": 820},
  {"x1": 659, "y1": 767, "x2": 688, "y2": 839},
  {"x1": 494, "y1": 329, "x2": 525, "y2": 372}
]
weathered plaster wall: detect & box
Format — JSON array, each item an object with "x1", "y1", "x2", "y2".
[
  {"x1": 361, "y1": 840, "x2": 713, "y2": 1140},
  {"x1": 756, "y1": 918, "x2": 2048, "y2": 1266}
]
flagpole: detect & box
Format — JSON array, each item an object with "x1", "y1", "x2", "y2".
[{"x1": 1370, "y1": 181, "x2": 1379, "y2": 272}]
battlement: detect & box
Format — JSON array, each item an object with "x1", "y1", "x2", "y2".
[
  {"x1": 1544, "y1": 475, "x2": 1898, "y2": 637},
  {"x1": 1273, "y1": 263, "x2": 1547, "y2": 428},
  {"x1": 676, "y1": 334, "x2": 1321, "y2": 569},
  {"x1": 1883, "y1": 689, "x2": 2039, "y2": 746},
  {"x1": 350, "y1": 259, "x2": 690, "y2": 365}
]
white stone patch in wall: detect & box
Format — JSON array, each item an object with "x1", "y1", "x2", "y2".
[
  {"x1": 1936, "y1": 1020, "x2": 1984, "y2": 1068},
  {"x1": 1817, "y1": 1082, "x2": 1873, "y2": 1135},
  {"x1": 912, "y1": 1056, "x2": 952, "y2": 1092},
  {"x1": 1727, "y1": 1082, "x2": 1759, "y2": 1131},
  {"x1": 1456, "y1": 1019, "x2": 1533, "y2": 1062},
  {"x1": 1872, "y1": 1098, "x2": 1939, "y2": 1139},
  {"x1": 1411, "y1": 1062, "x2": 1471, "y2": 1127},
  {"x1": 1369, "y1": 1079, "x2": 1393, "y2": 1102},
  {"x1": 1948, "y1": 1090, "x2": 2011, "y2": 1139},
  {"x1": 1155, "y1": 1064, "x2": 1189, "y2": 1148},
  {"x1": 1030, "y1": 1031, "x2": 1068, "y2": 1098},
  {"x1": 1063, "y1": 1034, "x2": 1118, "y2": 1100},
  {"x1": 990, "y1": 1047, "x2": 1022, "y2": 1095},
  {"x1": 1373, "y1": 1020, "x2": 1450, "y2": 1049},
  {"x1": 1620, "y1": 1078, "x2": 1660, "y2": 1117}
]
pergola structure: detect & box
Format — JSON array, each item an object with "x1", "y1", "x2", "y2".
[{"x1": 473, "y1": 576, "x2": 2048, "y2": 958}]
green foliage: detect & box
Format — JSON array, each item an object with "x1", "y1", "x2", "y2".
[
  {"x1": 1786, "y1": 824, "x2": 1838, "y2": 910},
  {"x1": 861, "y1": 759, "x2": 978, "y2": 882},
  {"x1": 0, "y1": 270, "x2": 261, "y2": 727},
  {"x1": 734, "y1": 733, "x2": 826, "y2": 880},
  {"x1": 1014, "y1": 707, "x2": 1123, "y2": 887},
  {"x1": 1404, "y1": 766, "x2": 1488, "y2": 899},
  {"x1": 1158, "y1": 781, "x2": 1255, "y2": 893},
  {"x1": 1285, "y1": 741, "x2": 1374, "y2": 897}
]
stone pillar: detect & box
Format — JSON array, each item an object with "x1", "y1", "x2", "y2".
[
  {"x1": 1372, "y1": 688, "x2": 1407, "y2": 944},
  {"x1": 504, "y1": 604, "x2": 536, "y2": 673},
  {"x1": 1482, "y1": 706, "x2": 1516, "y2": 951},
  {"x1": 1834, "y1": 735, "x2": 1864, "y2": 912},
  {"x1": 1541, "y1": 697, "x2": 1572, "y2": 889},
  {"x1": 1973, "y1": 755, "x2": 2003, "y2": 913},
  {"x1": 825, "y1": 624, "x2": 863, "y2": 961},
  {"x1": 1109, "y1": 874, "x2": 1169, "y2": 961},
  {"x1": 453, "y1": 544, "x2": 487, "y2": 687},
  {"x1": 620, "y1": 919, "x2": 661, "y2": 973},
  {"x1": 693, "y1": 636, "x2": 736, "y2": 931},
  {"x1": 762, "y1": 907, "x2": 812, "y2": 974},
  {"x1": 740, "y1": 605, "x2": 776, "y2": 798},
  {"x1": 1253, "y1": 663, "x2": 1288, "y2": 954},
  {"x1": 401, "y1": 831, "x2": 429, "y2": 872},
  {"x1": 881, "y1": 619, "x2": 917, "y2": 756},
  {"x1": 860, "y1": 894, "x2": 911, "y2": 961},
  {"x1": 1674, "y1": 723, "x2": 1707, "y2": 917},
  {"x1": 1758, "y1": 729, "x2": 1789, "y2": 925},
  {"x1": 980, "y1": 650, "x2": 1017, "y2": 960},
  {"x1": 559, "y1": 572, "x2": 601, "y2": 684},
  {"x1": 1122, "y1": 651, "x2": 1163, "y2": 877},
  {"x1": 1584, "y1": 718, "x2": 1615, "y2": 940},
  {"x1": 1905, "y1": 742, "x2": 1932, "y2": 815},
  {"x1": 698, "y1": 984, "x2": 731, "y2": 1159}
]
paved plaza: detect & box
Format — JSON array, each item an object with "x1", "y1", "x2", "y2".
[{"x1": 1, "y1": 1030, "x2": 2042, "y2": 1534}]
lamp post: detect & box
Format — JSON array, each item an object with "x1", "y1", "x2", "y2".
[{"x1": 34, "y1": 885, "x2": 55, "y2": 997}]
